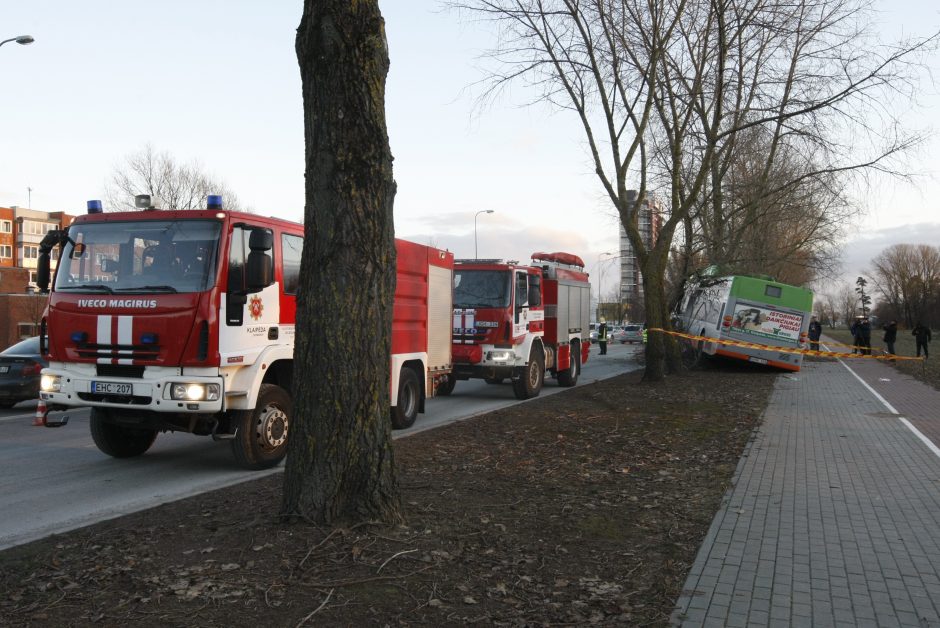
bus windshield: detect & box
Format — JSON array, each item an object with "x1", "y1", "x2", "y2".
[
  {"x1": 454, "y1": 269, "x2": 511, "y2": 309},
  {"x1": 53, "y1": 220, "x2": 221, "y2": 294}
]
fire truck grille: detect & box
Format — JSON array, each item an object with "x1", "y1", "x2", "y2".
[
  {"x1": 77, "y1": 392, "x2": 151, "y2": 405},
  {"x1": 76, "y1": 343, "x2": 160, "y2": 362},
  {"x1": 452, "y1": 331, "x2": 488, "y2": 344}
]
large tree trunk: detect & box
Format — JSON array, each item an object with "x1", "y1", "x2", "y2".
[{"x1": 283, "y1": 0, "x2": 402, "y2": 525}]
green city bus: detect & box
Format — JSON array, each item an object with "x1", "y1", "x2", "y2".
[{"x1": 673, "y1": 268, "x2": 814, "y2": 371}]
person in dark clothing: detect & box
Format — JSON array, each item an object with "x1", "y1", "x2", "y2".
[
  {"x1": 882, "y1": 320, "x2": 898, "y2": 358},
  {"x1": 859, "y1": 318, "x2": 872, "y2": 356},
  {"x1": 912, "y1": 322, "x2": 932, "y2": 359},
  {"x1": 850, "y1": 318, "x2": 861, "y2": 354},
  {"x1": 808, "y1": 316, "x2": 823, "y2": 352},
  {"x1": 597, "y1": 320, "x2": 608, "y2": 355}
]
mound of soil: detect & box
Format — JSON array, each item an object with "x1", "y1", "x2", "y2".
[{"x1": 1, "y1": 364, "x2": 777, "y2": 627}]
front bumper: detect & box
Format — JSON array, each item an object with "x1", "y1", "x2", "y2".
[{"x1": 40, "y1": 363, "x2": 224, "y2": 413}]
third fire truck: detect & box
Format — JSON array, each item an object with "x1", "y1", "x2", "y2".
[{"x1": 447, "y1": 252, "x2": 592, "y2": 399}]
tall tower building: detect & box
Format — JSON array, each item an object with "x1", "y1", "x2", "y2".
[{"x1": 617, "y1": 190, "x2": 663, "y2": 305}]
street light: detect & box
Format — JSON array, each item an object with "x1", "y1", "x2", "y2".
[
  {"x1": 595, "y1": 252, "x2": 617, "y2": 321},
  {"x1": 0, "y1": 35, "x2": 35, "y2": 49},
  {"x1": 474, "y1": 210, "x2": 494, "y2": 259}
]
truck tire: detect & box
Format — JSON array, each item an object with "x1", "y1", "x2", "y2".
[
  {"x1": 230, "y1": 384, "x2": 291, "y2": 470},
  {"x1": 89, "y1": 408, "x2": 158, "y2": 458},
  {"x1": 557, "y1": 342, "x2": 580, "y2": 387},
  {"x1": 437, "y1": 374, "x2": 456, "y2": 396},
  {"x1": 391, "y1": 367, "x2": 420, "y2": 429},
  {"x1": 512, "y1": 348, "x2": 545, "y2": 400}
]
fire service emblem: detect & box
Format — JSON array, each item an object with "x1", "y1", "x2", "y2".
[{"x1": 248, "y1": 296, "x2": 264, "y2": 320}]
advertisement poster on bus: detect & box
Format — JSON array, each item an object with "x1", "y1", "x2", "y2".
[{"x1": 728, "y1": 302, "x2": 804, "y2": 344}]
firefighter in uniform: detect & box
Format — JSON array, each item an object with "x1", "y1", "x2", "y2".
[{"x1": 598, "y1": 319, "x2": 608, "y2": 355}]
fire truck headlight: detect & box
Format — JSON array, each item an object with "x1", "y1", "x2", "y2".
[
  {"x1": 41, "y1": 374, "x2": 61, "y2": 393},
  {"x1": 171, "y1": 383, "x2": 220, "y2": 401},
  {"x1": 487, "y1": 350, "x2": 514, "y2": 362}
]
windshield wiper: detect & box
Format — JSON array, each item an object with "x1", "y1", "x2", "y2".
[
  {"x1": 58, "y1": 284, "x2": 114, "y2": 293},
  {"x1": 115, "y1": 285, "x2": 178, "y2": 293}
]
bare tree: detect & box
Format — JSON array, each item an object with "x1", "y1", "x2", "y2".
[
  {"x1": 837, "y1": 283, "x2": 858, "y2": 327},
  {"x1": 283, "y1": 0, "x2": 402, "y2": 525},
  {"x1": 455, "y1": 0, "x2": 936, "y2": 380},
  {"x1": 869, "y1": 244, "x2": 940, "y2": 328},
  {"x1": 106, "y1": 144, "x2": 247, "y2": 211}
]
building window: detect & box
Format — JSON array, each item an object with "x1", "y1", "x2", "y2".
[
  {"x1": 18, "y1": 323, "x2": 38, "y2": 339},
  {"x1": 24, "y1": 245, "x2": 39, "y2": 259},
  {"x1": 0, "y1": 220, "x2": 11, "y2": 233},
  {"x1": 22, "y1": 220, "x2": 56, "y2": 236},
  {"x1": 0, "y1": 244, "x2": 11, "y2": 258}
]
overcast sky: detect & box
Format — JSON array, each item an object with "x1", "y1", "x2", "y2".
[{"x1": 1, "y1": 2, "x2": 938, "y2": 298}]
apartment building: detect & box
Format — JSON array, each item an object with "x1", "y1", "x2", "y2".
[
  {"x1": 616, "y1": 190, "x2": 663, "y2": 304},
  {"x1": 0, "y1": 206, "x2": 74, "y2": 347}
]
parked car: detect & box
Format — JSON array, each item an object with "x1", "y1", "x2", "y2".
[
  {"x1": 608, "y1": 327, "x2": 625, "y2": 343},
  {"x1": 620, "y1": 324, "x2": 643, "y2": 344},
  {"x1": 0, "y1": 337, "x2": 45, "y2": 408}
]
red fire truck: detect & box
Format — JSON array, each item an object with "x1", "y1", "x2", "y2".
[
  {"x1": 36, "y1": 196, "x2": 453, "y2": 469},
  {"x1": 447, "y1": 252, "x2": 592, "y2": 399}
]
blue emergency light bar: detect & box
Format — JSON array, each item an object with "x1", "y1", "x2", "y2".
[
  {"x1": 87, "y1": 200, "x2": 103, "y2": 214},
  {"x1": 207, "y1": 195, "x2": 223, "y2": 210}
]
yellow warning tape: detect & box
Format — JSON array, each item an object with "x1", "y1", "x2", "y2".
[{"x1": 646, "y1": 328, "x2": 925, "y2": 362}]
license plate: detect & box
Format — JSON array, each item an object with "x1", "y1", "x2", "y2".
[
  {"x1": 92, "y1": 381, "x2": 133, "y2": 395},
  {"x1": 748, "y1": 357, "x2": 769, "y2": 365},
  {"x1": 0, "y1": 366, "x2": 8, "y2": 374}
]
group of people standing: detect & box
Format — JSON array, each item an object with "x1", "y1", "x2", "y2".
[
  {"x1": 808, "y1": 316, "x2": 931, "y2": 359},
  {"x1": 847, "y1": 317, "x2": 931, "y2": 359}
]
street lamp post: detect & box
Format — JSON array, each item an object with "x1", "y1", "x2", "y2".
[
  {"x1": 596, "y1": 252, "x2": 617, "y2": 321},
  {"x1": 474, "y1": 210, "x2": 494, "y2": 259},
  {"x1": 0, "y1": 35, "x2": 35, "y2": 49}
]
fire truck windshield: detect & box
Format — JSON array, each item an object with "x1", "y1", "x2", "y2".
[
  {"x1": 53, "y1": 220, "x2": 221, "y2": 294},
  {"x1": 453, "y1": 269, "x2": 511, "y2": 309}
]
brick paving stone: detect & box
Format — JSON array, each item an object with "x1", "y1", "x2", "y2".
[{"x1": 672, "y1": 359, "x2": 940, "y2": 626}]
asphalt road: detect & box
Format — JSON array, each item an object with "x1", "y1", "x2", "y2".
[{"x1": 0, "y1": 343, "x2": 640, "y2": 550}]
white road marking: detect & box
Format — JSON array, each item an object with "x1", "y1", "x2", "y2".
[{"x1": 824, "y1": 342, "x2": 940, "y2": 460}]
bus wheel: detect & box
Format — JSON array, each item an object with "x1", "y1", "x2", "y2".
[
  {"x1": 558, "y1": 342, "x2": 580, "y2": 387},
  {"x1": 391, "y1": 367, "x2": 420, "y2": 430},
  {"x1": 681, "y1": 335, "x2": 705, "y2": 368},
  {"x1": 90, "y1": 408, "x2": 158, "y2": 458},
  {"x1": 513, "y1": 348, "x2": 545, "y2": 400},
  {"x1": 231, "y1": 384, "x2": 291, "y2": 470}
]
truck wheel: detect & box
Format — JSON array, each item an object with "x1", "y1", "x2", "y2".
[
  {"x1": 391, "y1": 367, "x2": 420, "y2": 429},
  {"x1": 512, "y1": 348, "x2": 545, "y2": 400},
  {"x1": 557, "y1": 342, "x2": 580, "y2": 387},
  {"x1": 89, "y1": 408, "x2": 158, "y2": 458},
  {"x1": 484, "y1": 377, "x2": 504, "y2": 385},
  {"x1": 437, "y1": 374, "x2": 456, "y2": 396},
  {"x1": 230, "y1": 384, "x2": 291, "y2": 470}
]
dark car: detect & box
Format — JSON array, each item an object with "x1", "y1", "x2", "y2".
[{"x1": 0, "y1": 337, "x2": 45, "y2": 408}]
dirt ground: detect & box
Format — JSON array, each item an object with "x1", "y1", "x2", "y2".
[{"x1": 1, "y1": 361, "x2": 778, "y2": 627}]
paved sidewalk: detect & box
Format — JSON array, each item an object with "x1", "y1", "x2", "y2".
[{"x1": 672, "y1": 355, "x2": 940, "y2": 627}]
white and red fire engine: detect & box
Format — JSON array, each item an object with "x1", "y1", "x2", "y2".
[
  {"x1": 446, "y1": 252, "x2": 592, "y2": 399},
  {"x1": 36, "y1": 196, "x2": 453, "y2": 469}
]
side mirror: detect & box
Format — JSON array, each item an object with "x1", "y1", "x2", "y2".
[
  {"x1": 245, "y1": 228, "x2": 274, "y2": 293},
  {"x1": 37, "y1": 253, "x2": 51, "y2": 292}
]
